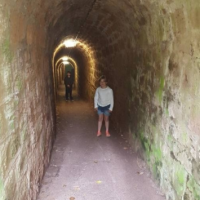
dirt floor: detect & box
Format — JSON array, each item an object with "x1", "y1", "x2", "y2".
[{"x1": 37, "y1": 85, "x2": 166, "y2": 200}]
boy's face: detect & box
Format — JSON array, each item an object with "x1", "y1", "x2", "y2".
[
  {"x1": 67, "y1": 73, "x2": 71, "y2": 77},
  {"x1": 100, "y1": 79, "x2": 107, "y2": 88}
]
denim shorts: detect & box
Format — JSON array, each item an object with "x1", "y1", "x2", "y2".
[{"x1": 97, "y1": 104, "x2": 111, "y2": 116}]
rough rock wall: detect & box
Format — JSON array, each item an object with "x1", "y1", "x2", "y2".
[
  {"x1": 73, "y1": 1, "x2": 200, "y2": 199},
  {"x1": 51, "y1": 1, "x2": 200, "y2": 199},
  {"x1": 1, "y1": 0, "x2": 200, "y2": 199},
  {"x1": 126, "y1": 1, "x2": 200, "y2": 200},
  {"x1": 0, "y1": 1, "x2": 55, "y2": 200},
  {"x1": 66, "y1": 45, "x2": 97, "y2": 101}
]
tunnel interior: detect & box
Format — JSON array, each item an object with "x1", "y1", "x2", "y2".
[
  {"x1": 0, "y1": 0, "x2": 200, "y2": 199},
  {"x1": 53, "y1": 37, "x2": 97, "y2": 100}
]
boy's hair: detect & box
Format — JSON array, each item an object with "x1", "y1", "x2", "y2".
[
  {"x1": 99, "y1": 75, "x2": 107, "y2": 83},
  {"x1": 67, "y1": 71, "x2": 71, "y2": 74}
]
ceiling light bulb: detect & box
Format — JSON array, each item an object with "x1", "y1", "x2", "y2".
[
  {"x1": 62, "y1": 57, "x2": 69, "y2": 61},
  {"x1": 63, "y1": 61, "x2": 69, "y2": 65},
  {"x1": 63, "y1": 39, "x2": 77, "y2": 48}
]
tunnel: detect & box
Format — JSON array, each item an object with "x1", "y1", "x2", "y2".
[{"x1": 0, "y1": 0, "x2": 200, "y2": 200}]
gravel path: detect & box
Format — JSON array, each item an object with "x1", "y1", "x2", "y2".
[{"x1": 37, "y1": 85, "x2": 166, "y2": 200}]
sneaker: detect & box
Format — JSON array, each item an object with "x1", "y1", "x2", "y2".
[
  {"x1": 97, "y1": 131, "x2": 101, "y2": 137},
  {"x1": 106, "y1": 131, "x2": 111, "y2": 137}
]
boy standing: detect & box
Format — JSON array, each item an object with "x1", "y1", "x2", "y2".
[{"x1": 64, "y1": 71, "x2": 74, "y2": 101}]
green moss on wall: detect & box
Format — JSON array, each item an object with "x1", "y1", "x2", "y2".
[
  {"x1": 167, "y1": 134, "x2": 174, "y2": 150},
  {"x1": 165, "y1": 108, "x2": 169, "y2": 116},
  {"x1": 1, "y1": 36, "x2": 13, "y2": 63},
  {"x1": 152, "y1": 146, "x2": 162, "y2": 162},
  {"x1": 181, "y1": 132, "x2": 189, "y2": 145},
  {"x1": 14, "y1": 99, "x2": 19, "y2": 108},
  {"x1": 173, "y1": 163, "x2": 187, "y2": 197},
  {"x1": 138, "y1": 131, "x2": 150, "y2": 159},
  {"x1": 0, "y1": 177, "x2": 4, "y2": 200},
  {"x1": 138, "y1": 128, "x2": 163, "y2": 181},
  {"x1": 187, "y1": 175, "x2": 200, "y2": 200},
  {"x1": 156, "y1": 76, "x2": 165, "y2": 103},
  {"x1": 151, "y1": 145, "x2": 162, "y2": 180},
  {"x1": 152, "y1": 162, "x2": 160, "y2": 180},
  {"x1": 9, "y1": 120, "x2": 15, "y2": 131},
  {"x1": 17, "y1": 79, "x2": 23, "y2": 91}
]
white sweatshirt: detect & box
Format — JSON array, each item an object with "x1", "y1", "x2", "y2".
[{"x1": 94, "y1": 86, "x2": 114, "y2": 111}]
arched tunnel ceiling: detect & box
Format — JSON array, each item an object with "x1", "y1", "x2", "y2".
[
  {"x1": 55, "y1": 47, "x2": 86, "y2": 66},
  {"x1": 46, "y1": 0, "x2": 138, "y2": 51},
  {"x1": 1, "y1": 0, "x2": 200, "y2": 200}
]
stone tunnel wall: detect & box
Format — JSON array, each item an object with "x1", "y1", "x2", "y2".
[
  {"x1": 0, "y1": 2, "x2": 55, "y2": 200},
  {"x1": 129, "y1": 2, "x2": 200, "y2": 200},
  {"x1": 1, "y1": 0, "x2": 200, "y2": 200},
  {"x1": 112, "y1": 1, "x2": 200, "y2": 200},
  {"x1": 75, "y1": 1, "x2": 200, "y2": 199},
  {"x1": 77, "y1": 47, "x2": 97, "y2": 100}
]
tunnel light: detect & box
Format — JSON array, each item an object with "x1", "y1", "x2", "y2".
[
  {"x1": 62, "y1": 57, "x2": 69, "y2": 61},
  {"x1": 63, "y1": 39, "x2": 77, "y2": 48},
  {"x1": 63, "y1": 61, "x2": 70, "y2": 65}
]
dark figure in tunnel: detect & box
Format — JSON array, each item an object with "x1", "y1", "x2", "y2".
[
  {"x1": 64, "y1": 71, "x2": 74, "y2": 101},
  {"x1": 94, "y1": 76, "x2": 114, "y2": 137}
]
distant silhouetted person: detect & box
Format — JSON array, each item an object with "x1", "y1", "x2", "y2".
[
  {"x1": 64, "y1": 71, "x2": 74, "y2": 101},
  {"x1": 94, "y1": 75, "x2": 114, "y2": 137}
]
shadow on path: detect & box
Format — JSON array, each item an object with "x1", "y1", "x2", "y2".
[{"x1": 37, "y1": 84, "x2": 166, "y2": 200}]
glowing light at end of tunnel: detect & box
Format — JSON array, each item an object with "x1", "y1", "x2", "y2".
[
  {"x1": 62, "y1": 57, "x2": 69, "y2": 61},
  {"x1": 63, "y1": 61, "x2": 70, "y2": 65},
  {"x1": 63, "y1": 39, "x2": 78, "y2": 48}
]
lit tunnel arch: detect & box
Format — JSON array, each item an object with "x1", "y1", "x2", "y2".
[
  {"x1": 52, "y1": 37, "x2": 97, "y2": 100},
  {"x1": 55, "y1": 56, "x2": 79, "y2": 93}
]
